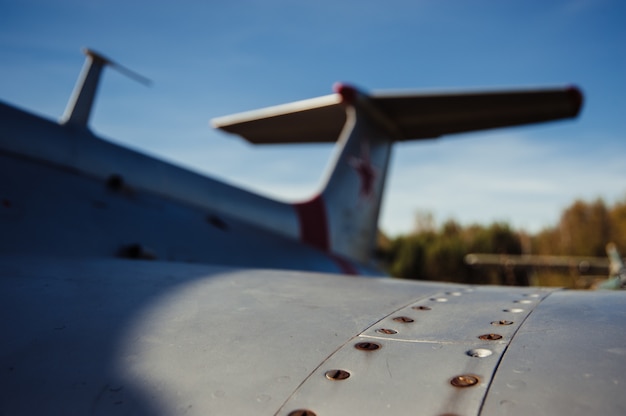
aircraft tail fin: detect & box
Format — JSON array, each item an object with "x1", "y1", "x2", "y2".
[
  {"x1": 61, "y1": 48, "x2": 150, "y2": 128},
  {"x1": 599, "y1": 243, "x2": 626, "y2": 289},
  {"x1": 212, "y1": 84, "x2": 583, "y2": 264}
]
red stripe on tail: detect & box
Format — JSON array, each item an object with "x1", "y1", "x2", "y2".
[
  {"x1": 330, "y1": 254, "x2": 359, "y2": 275},
  {"x1": 293, "y1": 194, "x2": 329, "y2": 252}
]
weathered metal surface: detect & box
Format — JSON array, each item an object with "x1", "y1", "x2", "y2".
[
  {"x1": 0, "y1": 256, "x2": 450, "y2": 415},
  {"x1": 359, "y1": 287, "x2": 550, "y2": 343},
  {"x1": 277, "y1": 286, "x2": 551, "y2": 416},
  {"x1": 2, "y1": 257, "x2": 625, "y2": 415},
  {"x1": 0, "y1": 153, "x2": 377, "y2": 275},
  {"x1": 0, "y1": 101, "x2": 300, "y2": 248},
  {"x1": 481, "y1": 290, "x2": 626, "y2": 416},
  {"x1": 277, "y1": 339, "x2": 506, "y2": 416}
]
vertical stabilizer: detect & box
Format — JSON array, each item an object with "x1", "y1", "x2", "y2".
[
  {"x1": 599, "y1": 243, "x2": 626, "y2": 289},
  {"x1": 61, "y1": 48, "x2": 149, "y2": 128},
  {"x1": 212, "y1": 83, "x2": 582, "y2": 267},
  {"x1": 295, "y1": 84, "x2": 399, "y2": 263}
]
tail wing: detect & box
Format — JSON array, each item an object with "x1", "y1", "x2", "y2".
[
  {"x1": 212, "y1": 84, "x2": 583, "y2": 264},
  {"x1": 212, "y1": 84, "x2": 582, "y2": 144},
  {"x1": 61, "y1": 48, "x2": 150, "y2": 128},
  {"x1": 599, "y1": 243, "x2": 626, "y2": 289}
]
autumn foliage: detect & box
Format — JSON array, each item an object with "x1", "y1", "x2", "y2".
[{"x1": 381, "y1": 196, "x2": 626, "y2": 286}]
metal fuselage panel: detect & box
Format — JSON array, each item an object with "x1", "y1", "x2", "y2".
[
  {"x1": 0, "y1": 257, "x2": 451, "y2": 415},
  {"x1": 0, "y1": 102, "x2": 378, "y2": 274},
  {"x1": 3, "y1": 257, "x2": 623, "y2": 415},
  {"x1": 0, "y1": 152, "x2": 368, "y2": 274},
  {"x1": 481, "y1": 290, "x2": 626, "y2": 416},
  {"x1": 0, "y1": 102, "x2": 299, "y2": 252}
]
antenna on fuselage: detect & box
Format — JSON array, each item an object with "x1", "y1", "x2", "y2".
[{"x1": 60, "y1": 48, "x2": 151, "y2": 128}]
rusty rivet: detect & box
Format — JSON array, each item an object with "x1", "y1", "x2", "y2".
[
  {"x1": 412, "y1": 305, "x2": 431, "y2": 311},
  {"x1": 479, "y1": 333, "x2": 503, "y2": 340},
  {"x1": 376, "y1": 328, "x2": 397, "y2": 335},
  {"x1": 355, "y1": 342, "x2": 381, "y2": 351},
  {"x1": 288, "y1": 410, "x2": 316, "y2": 416},
  {"x1": 450, "y1": 375, "x2": 479, "y2": 387},
  {"x1": 325, "y1": 369, "x2": 350, "y2": 381},
  {"x1": 491, "y1": 320, "x2": 514, "y2": 326},
  {"x1": 393, "y1": 316, "x2": 414, "y2": 323}
]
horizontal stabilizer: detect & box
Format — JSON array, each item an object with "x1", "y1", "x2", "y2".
[
  {"x1": 212, "y1": 94, "x2": 345, "y2": 144},
  {"x1": 211, "y1": 85, "x2": 583, "y2": 144}
]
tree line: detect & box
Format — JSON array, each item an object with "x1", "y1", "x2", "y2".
[{"x1": 379, "y1": 196, "x2": 626, "y2": 287}]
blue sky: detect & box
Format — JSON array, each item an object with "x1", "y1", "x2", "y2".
[{"x1": 2, "y1": 0, "x2": 625, "y2": 236}]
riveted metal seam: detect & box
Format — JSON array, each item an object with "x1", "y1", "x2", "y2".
[
  {"x1": 476, "y1": 289, "x2": 562, "y2": 415},
  {"x1": 272, "y1": 290, "x2": 450, "y2": 415}
]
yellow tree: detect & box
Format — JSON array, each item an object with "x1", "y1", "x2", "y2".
[{"x1": 558, "y1": 199, "x2": 610, "y2": 256}]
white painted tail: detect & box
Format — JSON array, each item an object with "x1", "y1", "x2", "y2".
[
  {"x1": 293, "y1": 85, "x2": 398, "y2": 263},
  {"x1": 213, "y1": 83, "x2": 583, "y2": 265}
]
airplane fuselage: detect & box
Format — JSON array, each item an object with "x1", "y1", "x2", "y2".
[{"x1": 0, "y1": 101, "x2": 374, "y2": 275}]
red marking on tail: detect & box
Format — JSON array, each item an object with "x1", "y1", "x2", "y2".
[
  {"x1": 348, "y1": 142, "x2": 377, "y2": 199},
  {"x1": 294, "y1": 194, "x2": 329, "y2": 252},
  {"x1": 330, "y1": 254, "x2": 360, "y2": 275},
  {"x1": 295, "y1": 196, "x2": 361, "y2": 275},
  {"x1": 333, "y1": 82, "x2": 358, "y2": 103}
]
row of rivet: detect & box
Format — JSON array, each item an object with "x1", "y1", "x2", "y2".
[
  {"x1": 359, "y1": 293, "x2": 537, "y2": 384},
  {"x1": 457, "y1": 294, "x2": 538, "y2": 389},
  {"x1": 287, "y1": 292, "x2": 541, "y2": 415}
]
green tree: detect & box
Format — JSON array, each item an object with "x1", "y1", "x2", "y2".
[
  {"x1": 467, "y1": 222, "x2": 522, "y2": 254},
  {"x1": 382, "y1": 196, "x2": 626, "y2": 287},
  {"x1": 388, "y1": 233, "x2": 432, "y2": 279},
  {"x1": 423, "y1": 231, "x2": 468, "y2": 282}
]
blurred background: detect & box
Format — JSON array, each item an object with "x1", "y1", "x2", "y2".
[{"x1": 2, "y1": 0, "x2": 624, "y2": 286}]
